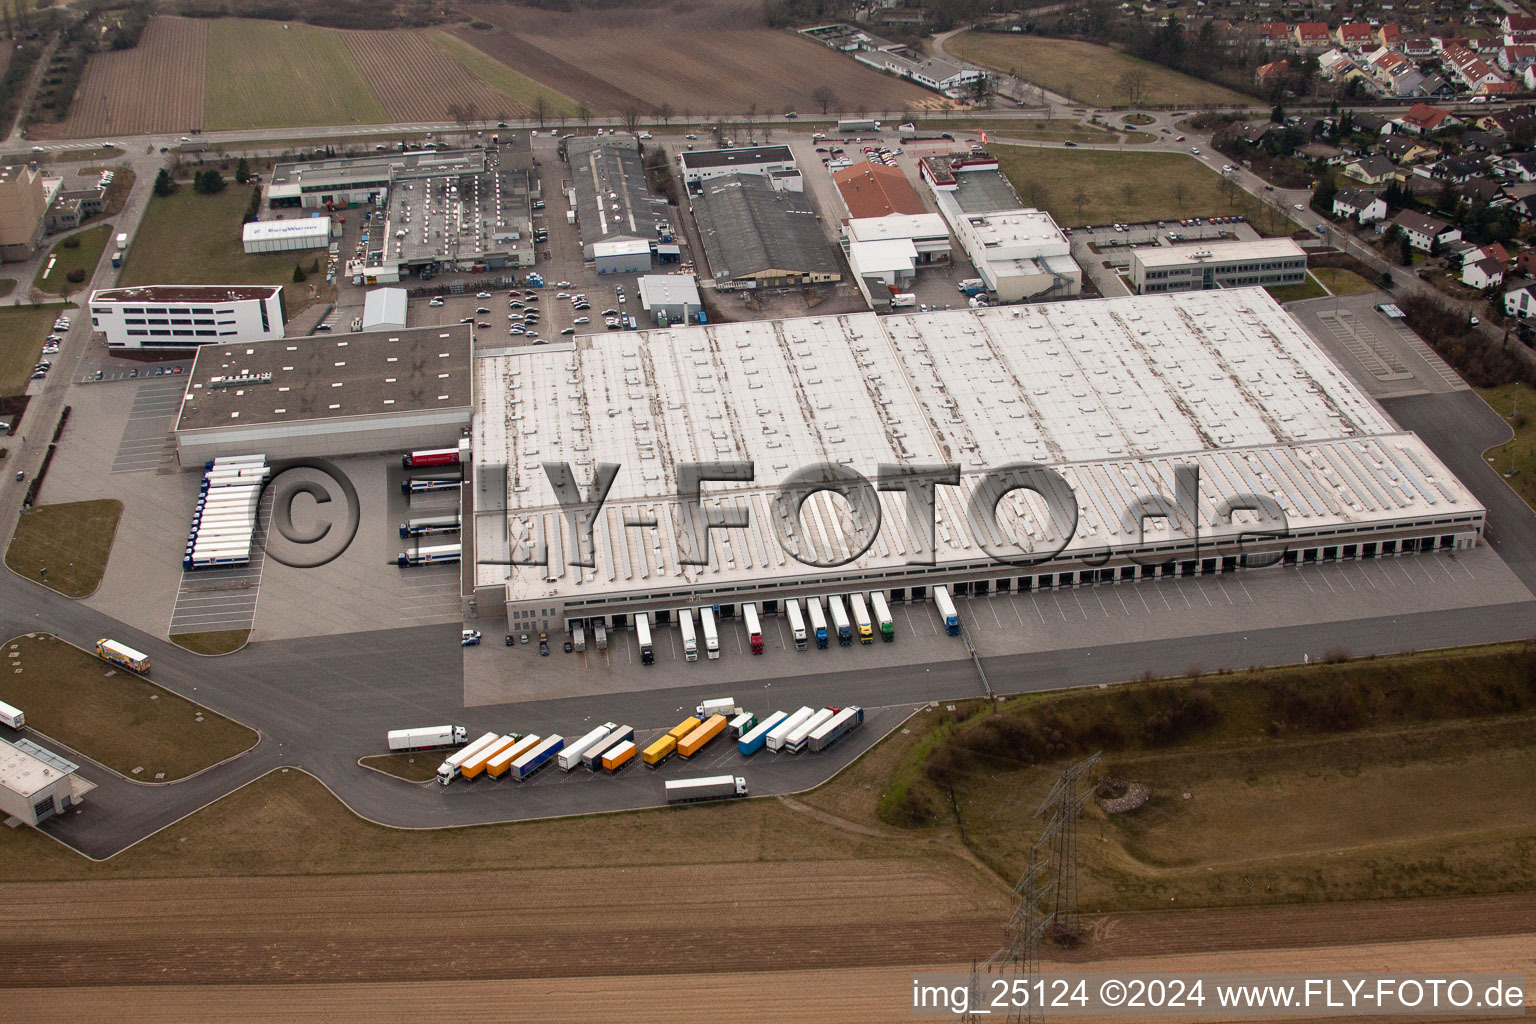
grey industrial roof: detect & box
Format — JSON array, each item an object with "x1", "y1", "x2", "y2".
[
  {"x1": 952, "y1": 169, "x2": 1028, "y2": 215},
  {"x1": 175, "y1": 324, "x2": 472, "y2": 432},
  {"x1": 692, "y1": 173, "x2": 841, "y2": 283},
  {"x1": 270, "y1": 149, "x2": 484, "y2": 189},
  {"x1": 380, "y1": 164, "x2": 531, "y2": 266},
  {"x1": 567, "y1": 136, "x2": 667, "y2": 248},
  {"x1": 681, "y1": 145, "x2": 794, "y2": 171}
]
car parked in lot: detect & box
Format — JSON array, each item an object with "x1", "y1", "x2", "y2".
[
  {"x1": 572, "y1": 316, "x2": 589, "y2": 324},
  {"x1": 461, "y1": 630, "x2": 481, "y2": 647},
  {"x1": 538, "y1": 632, "x2": 550, "y2": 656}
]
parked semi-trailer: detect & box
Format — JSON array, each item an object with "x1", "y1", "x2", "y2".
[
  {"x1": 510, "y1": 735, "x2": 564, "y2": 781},
  {"x1": 784, "y1": 708, "x2": 835, "y2": 753},
  {"x1": 728, "y1": 711, "x2": 756, "y2": 737},
  {"x1": 437, "y1": 731, "x2": 502, "y2": 784},
  {"x1": 743, "y1": 602, "x2": 764, "y2": 654},
  {"x1": 668, "y1": 716, "x2": 703, "y2": 741},
  {"x1": 486, "y1": 735, "x2": 540, "y2": 778},
  {"x1": 678, "y1": 714, "x2": 729, "y2": 758},
  {"x1": 827, "y1": 596, "x2": 852, "y2": 646},
  {"x1": 398, "y1": 515, "x2": 460, "y2": 538},
  {"x1": 400, "y1": 475, "x2": 461, "y2": 494},
  {"x1": 766, "y1": 706, "x2": 815, "y2": 752},
  {"x1": 397, "y1": 543, "x2": 461, "y2": 567},
  {"x1": 636, "y1": 612, "x2": 654, "y2": 665},
  {"x1": 696, "y1": 697, "x2": 739, "y2": 719},
  {"x1": 558, "y1": 722, "x2": 618, "y2": 771},
  {"x1": 96, "y1": 639, "x2": 150, "y2": 673},
  {"x1": 869, "y1": 592, "x2": 894, "y2": 642},
  {"x1": 643, "y1": 734, "x2": 677, "y2": 767},
  {"x1": 738, "y1": 711, "x2": 787, "y2": 756},
  {"x1": 934, "y1": 585, "x2": 960, "y2": 635},
  {"x1": 808, "y1": 706, "x2": 864, "y2": 752},
  {"x1": 849, "y1": 593, "x2": 873, "y2": 644},
  {"x1": 806, "y1": 597, "x2": 829, "y2": 648},
  {"x1": 678, "y1": 608, "x2": 698, "y2": 662},
  {"x1": 665, "y1": 775, "x2": 748, "y2": 804},
  {"x1": 699, "y1": 607, "x2": 720, "y2": 659},
  {"x1": 402, "y1": 447, "x2": 460, "y2": 469},
  {"x1": 387, "y1": 725, "x2": 467, "y2": 751},
  {"x1": 0, "y1": 699, "x2": 24, "y2": 729},
  {"x1": 461, "y1": 735, "x2": 520, "y2": 781},
  {"x1": 572, "y1": 623, "x2": 586, "y2": 652},
  {"x1": 601, "y1": 740, "x2": 638, "y2": 772},
  {"x1": 785, "y1": 599, "x2": 807, "y2": 650},
  {"x1": 581, "y1": 725, "x2": 634, "y2": 770}
]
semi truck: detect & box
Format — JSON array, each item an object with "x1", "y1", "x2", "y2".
[
  {"x1": 461, "y1": 734, "x2": 519, "y2": 781},
  {"x1": 738, "y1": 711, "x2": 787, "y2": 756},
  {"x1": 870, "y1": 592, "x2": 895, "y2": 642},
  {"x1": 849, "y1": 593, "x2": 874, "y2": 644},
  {"x1": 601, "y1": 739, "x2": 637, "y2": 772},
  {"x1": 699, "y1": 607, "x2": 720, "y2": 659},
  {"x1": 558, "y1": 722, "x2": 618, "y2": 771},
  {"x1": 437, "y1": 731, "x2": 502, "y2": 784},
  {"x1": 785, "y1": 599, "x2": 807, "y2": 650},
  {"x1": 594, "y1": 622, "x2": 609, "y2": 651},
  {"x1": 696, "y1": 697, "x2": 739, "y2": 719},
  {"x1": 665, "y1": 775, "x2": 748, "y2": 804},
  {"x1": 678, "y1": 714, "x2": 729, "y2": 758},
  {"x1": 784, "y1": 708, "x2": 835, "y2": 753},
  {"x1": 387, "y1": 725, "x2": 467, "y2": 751},
  {"x1": 934, "y1": 585, "x2": 960, "y2": 635},
  {"x1": 728, "y1": 711, "x2": 756, "y2": 737},
  {"x1": 572, "y1": 623, "x2": 586, "y2": 652},
  {"x1": 402, "y1": 447, "x2": 460, "y2": 469},
  {"x1": 0, "y1": 699, "x2": 23, "y2": 729},
  {"x1": 636, "y1": 612, "x2": 655, "y2": 666},
  {"x1": 808, "y1": 706, "x2": 864, "y2": 752},
  {"x1": 510, "y1": 735, "x2": 564, "y2": 781},
  {"x1": 743, "y1": 602, "x2": 764, "y2": 654},
  {"x1": 827, "y1": 595, "x2": 852, "y2": 646},
  {"x1": 958, "y1": 278, "x2": 986, "y2": 296},
  {"x1": 400, "y1": 474, "x2": 461, "y2": 495},
  {"x1": 838, "y1": 118, "x2": 879, "y2": 132},
  {"x1": 397, "y1": 543, "x2": 461, "y2": 567},
  {"x1": 486, "y1": 735, "x2": 540, "y2": 778},
  {"x1": 766, "y1": 706, "x2": 815, "y2": 752},
  {"x1": 678, "y1": 608, "x2": 698, "y2": 662},
  {"x1": 398, "y1": 515, "x2": 460, "y2": 538},
  {"x1": 581, "y1": 725, "x2": 635, "y2": 769},
  {"x1": 96, "y1": 639, "x2": 150, "y2": 674},
  {"x1": 807, "y1": 597, "x2": 829, "y2": 649}
]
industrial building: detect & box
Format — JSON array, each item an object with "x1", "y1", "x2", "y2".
[
  {"x1": 361, "y1": 287, "x2": 408, "y2": 330},
  {"x1": 680, "y1": 145, "x2": 797, "y2": 185},
  {"x1": 638, "y1": 274, "x2": 703, "y2": 325},
  {"x1": 921, "y1": 152, "x2": 1080, "y2": 302},
  {"x1": 691, "y1": 173, "x2": 841, "y2": 290},
  {"x1": 844, "y1": 213, "x2": 951, "y2": 266},
  {"x1": 242, "y1": 218, "x2": 332, "y2": 254},
  {"x1": 0, "y1": 737, "x2": 86, "y2": 826},
  {"x1": 1129, "y1": 239, "x2": 1308, "y2": 293},
  {"x1": 470, "y1": 289, "x2": 1483, "y2": 635},
  {"x1": 833, "y1": 161, "x2": 928, "y2": 220},
  {"x1": 89, "y1": 285, "x2": 286, "y2": 350},
  {"x1": 172, "y1": 323, "x2": 473, "y2": 464},
  {"x1": 566, "y1": 136, "x2": 669, "y2": 266},
  {"x1": 0, "y1": 162, "x2": 48, "y2": 262}
]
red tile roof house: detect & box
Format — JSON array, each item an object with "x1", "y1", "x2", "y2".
[
  {"x1": 1376, "y1": 23, "x2": 1403, "y2": 49},
  {"x1": 1256, "y1": 59, "x2": 1291, "y2": 85},
  {"x1": 1336, "y1": 22, "x2": 1375, "y2": 48},
  {"x1": 1294, "y1": 22, "x2": 1331, "y2": 48},
  {"x1": 1257, "y1": 21, "x2": 1292, "y2": 43},
  {"x1": 1394, "y1": 103, "x2": 1456, "y2": 134}
]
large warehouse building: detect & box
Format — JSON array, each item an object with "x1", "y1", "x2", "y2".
[
  {"x1": 172, "y1": 324, "x2": 472, "y2": 464},
  {"x1": 470, "y1": 289, "x2": 1483, "y2": 634},
  {"x1": 242, "y1": 218, "x2": 331, "y2": 254},
  {"x1": 89, "y1": 285, "x2": 286, "y2": 350},
  {"x1": 680, "y1": 145, "x2": 797, "y2": 185},
  {"x1": 566, "y1": 136, "x2": 668, "y2": 265},
  {"x1": 1129, "y1": 238, "x2": 1308, "y2": 293},
  {"x1": 691, "y1": 172, "x2": 841, "y2": 289}
]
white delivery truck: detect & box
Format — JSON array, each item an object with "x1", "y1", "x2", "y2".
[
  {"x1": 699, "y1": 606, "x2": 720, "y2": 659},
  {"x1": 806, "y1": 596, "x2": 828, "y2": 649},
  {"x1": 678, "y1": 608, "x2": 699, "y2": 662},
  {"x1": 387, "y1": 725, "x2": 467, "y2": 751},
  {"x1": 558, "y1": 722, "x2": 618, "y2": 771},
  {"x1": 696, "y1": 697, "x2": 739, "y2": 719},
  {"x1": 0, "y1": 699, "x2": 23, "y2": 729}
]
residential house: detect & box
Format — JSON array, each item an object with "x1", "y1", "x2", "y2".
[
  {"x1": 1392, "y1": 208, "x2": 1462, "y2": 250},
  {"x1": 1376, "y1": 23, "x2": 1403, "y2": 48},
  {"x1": 1463, "y1": 256, "x2": 1505, "y2": 289},
  {"x1": 1352, "y1": 112, "x2": 1390, "y2": 134},
  {"x1": 1346, "y1": 154, "x2": 1400, "y2": 183},
  {"x1": 1459, "y1": 130, "x2": 1500, "y2": 152},
  {"x1": 1402, "y1": 37, "x2": 1435, "y2": 57},
  {"x1": 1498, "y1": 44, "x2": 1536, "y2": 72},
  {"x1": 1497, "y1": 151, "x2": 1536, "y2": 181},
  {"x1": 1318, "y1": 48, "x2": 1359, "y2": 80},
  {"x1": 1502, "y1": 277, "x2": 1536, "y2": 316},
  {"x1": 1237, "y1": 123, "x2": 1274, "y2": 146},
  {"x1": 1433, "y1": 154, "x2": 1486, "y2": 182},
  {"x1": 1460, "y1": 177, "x2": 1505, "y2": 205},
  {"x1": 1515, "y1": 249, "x2": 1536, "y2": 276},
  {"x1": 1294, "y1": 21, "x2": 1331, "y2": 48},
  {"x1": 1336, "y1": 22, "x2": 1375, "y2": 47},
  {"x1": 1256, "y1": 59, "x2": 1291, "y2": 86},
  {"x1": 1502, "y1": 13, "x2": 1536, "y2": 34},
  {"x1": 1441, "y1": 44, "x2": 1509, "y2": 92},
  {"x1": 1256, "y1": 21, "x2": 1292, "y2": 45},
  {"x1": 1392, "y1": 103, "x2": 1457, "y2": 135},
  {"x1": 1418, "y1": 74, "x2": 1456, "y2": 100},
  {"x1": 1380, "y1": 134, "x2": 1438, "y2": 163},
  {"x1": 1333, "y1": 188, "x2": 1388, "y2": 222},
  {"x1": 1301, "y1": 141, "x2": 1347, "y2": 164}
]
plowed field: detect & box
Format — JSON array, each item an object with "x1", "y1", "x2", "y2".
[
  {"x1": 455, "y1": 1, "x2": 945, "y2": 116},
  {"x1": 50, "y1": 17, "x2": 207, "y2": 138},
  {"x1": 342, "y1": 30, "x2": 526, "y2": 123}
]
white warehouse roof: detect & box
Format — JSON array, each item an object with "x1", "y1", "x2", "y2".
[
  {"x1": 847, "y1": 237, "x2": 919, "y2": 276},
  {"x1": 473, "y1": 290, "x2": 1481, "y2": 606},
  {"x1": 845, "y1": 214, "x2": 949, "y2": 243},
  {"x1": 362, "y1": 287, "x2": 408, "y2": 330},
  {"x1": 242, "y1": 219, "x2": 331, "y2": 244},
  {"x1": 638, "y1": 274, "x2": 701, "y2": 308},
  {"x1": 1134, "y1": 238, "x2": 1307, "y2": 269}
]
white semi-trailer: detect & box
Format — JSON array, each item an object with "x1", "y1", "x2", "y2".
[
  {"x1": 784, "y1": 708, "x2": 835, "y2": 753},
  {"x1": 558, "y1": 722, "x2": 618, "y2": 771},
  {"x1": 766, "y1": 706, "x2": 815, "y2": 752},
  {"x1": 437, "y1": 731, "x2": 502, "y2": 784},
  {"x1": 678, "y1": 608, "x2": 698, "y2": 662},
  {"x1": 699, "y1": 607, "x2": 720, "y2": 659},
  {"x1": 387, "y1": 725, "x2": 468, "y2": 751},
  {"x1": 785, "y1": 598, "x2": 807, "y2": 650},
  {"x1": 665, "y1": 775, "x2": 748, "y2": 804}
]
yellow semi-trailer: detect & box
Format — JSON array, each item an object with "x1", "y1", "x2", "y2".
[
  {"x1": 642, "y1": 734, "x2": 678, "y2": 768},
  {"x1": 485, "y1": 735, "x2": 540, "y2": 779},
  {"x1": 667, "y1": 716, "x2": 702, "y2": 741},
  {"x1": 437, "y1": 731, "x2": 503, "y2": 785},
  {"x1": 460, "y1": 734, "x2": 520, "y2": 781},
  {"x1": 678, "y1": 714, "x2": 729, "y2": 758}
]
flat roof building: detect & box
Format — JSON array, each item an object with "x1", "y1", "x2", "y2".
[
  {"x1": 0, "y1": 737, "x2": 84, "y2": 826},
  {"x1": 89, "y1": 285, "x2": 286, "y2": 350},
  {"x1": 680, "y1": 145, "x2": 797, "y2": 185},
  {"x1": 691, "y1": 173, "x2": 841, "y2": 290},
  {"x1": 362, "y1": 287, "x2": 407, "y2": 331},
  {"x1": 242, "y1": 218, "x2": 331, "y2": 253},
  {"x1": 567, "y1": 136, "x2": 668, "y2": 263},
  {"x1": 0, "y1": 163, "x2": 48, "y2": 263},
  {"x1": 471, "y1": 289, "x2": 1483, "y2": 634},
  {"x1": 1129, "y1": 238, "x2": 1308, "y2": 293},
  {"x1": 173, "y1": 323, "x2": 473, "y2": 464},
  {"x1": 845, "y1": 213, "x2": 952, "y2": 263},
  {"x1": 833, "y1": 161, "x2": 928, "y2": 219},
  {"x1": 638, "y1": 274, "x2": 702, "y2": 325}
]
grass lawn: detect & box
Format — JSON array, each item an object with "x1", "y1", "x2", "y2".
[
  {"x1": 1477, "y1": 382, "x2": 1536, "y2": 512},
  {"x1": 994, "y1": 145, "x2": 1272, "y2": 228},
  {"x1": 432, "y1": 32, "x2": 580, "y2": 118},
  {"x1": 0, "y1": 634, "x2": 258, "y2": 782},
  {"x1": 0, "y1": 305, "x2": 70, "y2": 397},
  {"x1": 948, "y1": 33, "x2": 1258, "y2": 107},
  {"x1": 0, "y1": 279, "x2": 14, "y2": 298},
  {"x1": 361, "y1": 752, "x2": 442, "y2": 782},
  {"x1": 169, "y1": 630, "x2": 250, "y2": 656},
  {"x1": 1312, "y1": 266, "x2": 1380, "y2": 296},
  {"x1": 118, "y1": 185, "x2": 333, "y2": 319},
  {"x1": 204, "y1": 20, "x2": 388, "y2": 130},
  {"x1": 1266, "y1": 271, "x2": 1329, "y2": 303},
  {"x1": 32, "y1": 223, "x2": 112, "y2": 297},
  {"x1": 5, "y1": 500, "x2": 122, "y2": 598}
]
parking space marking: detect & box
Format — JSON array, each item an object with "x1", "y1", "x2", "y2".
[
  {"x1": 111, "y1": 380, "x2": 187, "y2": 474},
  {"x1": 167, "y1": 489, "x2": 272, "y2": 634}
]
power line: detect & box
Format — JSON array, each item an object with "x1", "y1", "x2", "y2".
[{"x1": 1032, "y1": 751, "x2": 1102, "y2": 939}]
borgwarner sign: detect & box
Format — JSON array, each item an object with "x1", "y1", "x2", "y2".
[{"x1": 496, "y1": 460, "x2": 1292, "y2": 571}]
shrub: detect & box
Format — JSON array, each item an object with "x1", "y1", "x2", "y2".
[
  {"x1": 66, "y1": 268, "x2": 86, "y2": 283},
  {"x1": 61, "y1": 236, "x2": 80, "y2": 249}
]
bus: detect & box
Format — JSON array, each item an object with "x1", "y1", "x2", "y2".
[
  {"x1": 636, "y1": 612, "x2": 654, "y2": 665},
  {"x1": 398, "y1": 515, "x2": 460, "y2": 538},
  {"x1": 743, "y1": 602, "x2": 763, "y2": 655},
  {"x1": 785, "y1": 598, "x2": 807, "y2": 650},
  {"x1": 934, "y1": 585, "x2": 960, "y2": 635},
  {"x1": 678, "y1": 608, "x2": 698, "y2": 662},
  {"x1": 96, "y1": 639, "x2": 150, "y2": 674},
  {"x1": 402, "y1": 447, "x2": 460, "y2": 469}
]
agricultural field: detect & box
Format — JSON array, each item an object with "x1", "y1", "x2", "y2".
[
  {"x1": 342, "y1": 29, "x2": 567, "y2": 124},
  {"x1": 51, "y1": 16, "x2": 207, "y2": 139},
  {"x1": 948, "y1": 33, "x2": 1259, "y2": 108},
  {"x1": 454, "y1": 1, "x2": 944, "y2": 117},
  {"x1": 204, "y1": 20, "x2": 387, "y2": 131}
]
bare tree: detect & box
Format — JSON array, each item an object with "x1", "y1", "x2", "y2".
[
  {"x1": 463, "y1": 101, "x2": 480, "y2": 128},
  {"x1": 533, "y1": 94, "x2": 549, "y2": 128},
  {"x1": 1220, "y1": 174, "x2": 1241, "y2": 209},
  {"x1": 1120, "y1": 181, "x2": 1134, "y2": 211},
  {"x1": 657, "y1": 101, "x2": 674, "y2": 126},
  {"x1": 811, "y1": 85, "x2": 837, "y2": 116},
  {"x1": 496, "y1": 108, "x2": 508, "y2": 125},
  {"x1": 1072, "y1": 186, "x2": 1090, "y2": 220},
  {"x1": 1117, "y1": 69, "x2": 1150, "y2": 108},
  {"x1": 622, "y1": 106, "x2": 642, "y2": 136},
  {"x1": 578, "y1": 103, "x2": 592, "y2": 127},
  {"x1": 1173, "y1": 181, "x2": 1190, "y2": 209}
]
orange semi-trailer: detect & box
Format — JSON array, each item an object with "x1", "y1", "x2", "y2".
[
  {"x1": 485, "y1": 735, "x2": 540, "y2": 779},
  {"x1": 460, "y1": 734, "x2": 519, "y2": 781},
  {"x1": 678, "y1": 714, "x2": 729, "y2": 758},
  {"x1": 644, "y1": 716, "x2": 703, "y2": 768}
]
